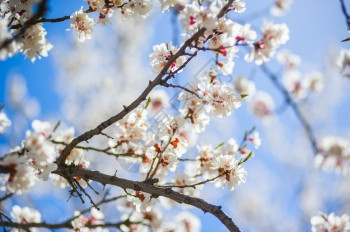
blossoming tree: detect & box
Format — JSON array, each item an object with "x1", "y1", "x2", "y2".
[{"x1": 1, "y1": 0, "x2": 350, "y2": 231}]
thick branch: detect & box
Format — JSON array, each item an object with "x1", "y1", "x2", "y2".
[
  {"x1": 261, "y1": 64, "x2": 318, "y2": 155},
  {"x1": 54, "y1": 166, "x2": 241, "y2": 232}
]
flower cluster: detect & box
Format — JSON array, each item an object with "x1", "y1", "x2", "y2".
[
  {"x1": 11, "y1": 205, "x2": 41, "y2": 232},
  {"x1": 69, "y1": 0, "x2": 152, "y2": 42},
  {"x1": 69, "y1": 7, "x2": 95, "y2": 42},
  {"x1": 276, "y1": 50, "x2": 324, "y2": 100},
  {"x1": 245, "y1": 22, "x2": 289, "y2": 65},
  {"x1": 179, "y1": 69, "x2": 243, "y2": 120},
  {"x1": 0, "y1": 120, "x2": 89, "y2": 194},
  {"x1": 149, "y1": 43, "x2": 186, "y2": 74},
  {"x1": 190, "y1": 133, "x2": 260, "y2": 190},
  {"x1": 315, "y1": 136, "x2": 350, "y2": 174},
  {"x1": 311, "y1": 212, "x2": 350, "y2": 232},
  {"x1": 72, "y1": 208, "x2": 107, "y2": 231},
  {"x1": 0, "y1": 12, "x2": 52, "y2": 61}
]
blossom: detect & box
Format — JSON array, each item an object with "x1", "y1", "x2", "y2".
[
  {"x1": 0, "y1": 16, "x2": 20, "y2": 60},
  {"x1": 149, "y1": 43, "x2": 186, "y2": 74},
  {"x1": 158, "y1": 0, "x2": 178, "y2": 12},
  {"x1": 270, "y1": 0, "x2": 293, "y2": 16},
  {"x1": 179, "y1": 1, "x2": 218, "y2": 33},
  {"x1": 337, "y1": 49, "x2": 350, "y2": 75},
  {"x1": 0, "y1": 111, "x2": 11, "y2": 133},
  {"x1": 245, "y1": 22, "x2": 289, "y2": 65},
  {"x1": 233, "y1": 76, "x2": 256, "y2": 100},
  {"x1": 196, "y1": 76, "x2": 243, "y2": 117},
  {"x1": 20, "y1": 23, "x2": 53, "y2": 62},
  {"x1": 251, "y1": 91, "x2": 275, "y2": 120},
  {"x1": 231, "y1": 23, "x2": 257, "y2": 45},
  {"x1": 11, "y1": 205, "x2": 41, "y2": 232},
  {"x1": 175, "y1": 212, "x2": 201, "y2": 232},
  {"x1": 283, "y1": 70, "x2": 308, "y2": 100},
  {"x1": 231, "y1": 0, "x2": 246, "y2": 13},
  {"x1": 311, "y1": 212, "x2": 350, "y2": 232},
  {"x1": 248, "y1": 131, "x2": 262, "y2": 149},
  {"x1": 0, "y1": 153, "x2": 36, "y2": 194},
  {"x1": 148, "y1": 89, "x2": 170, "y2": 112},
  {"x1": 276, "y1": 49, "x2": 300, "y2": 70},
  {"x1": 70, "y1": 7, "x2": 95, "y2": 42},
  {"x1": 120, "y1": 0, "x2": 152, "y2": 19},
  {"x1": 72, "y1": 208, "x2": 107, "y2": 231},
  {"x1": 127, "y1": 190, "x2": 155, "y2": 212},
  {"x1": 211, "y1": 154, "x2": 247, "y2": 190},
  {"x1": 305, "y1": 71, "x2": 324, "y2": 93},
  {"x1": 315, "y1": 136, "x2": 350, "y2": 174},
  {"x1": 23, "y1": 120, "x2": 58, "y2": 180}
]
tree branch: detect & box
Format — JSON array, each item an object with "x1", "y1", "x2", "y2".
[
  {"x1": 55, "y1": 27, "x2": 207, "y2": 166},
  {"x1": 260, "y1": 64, "x2": 318, "y2": 155},
  {"x1": 53, "y1": 165, "x2": 241, "y2": 232},
  {"x1": 340, "y1": 0, "x2": 350, "y2": 31},
  {"x1": 0, "y1": 0, "x2": 48, "y2": 51},
  {"x1": 56, "y1": 0, "x2": 236, "y2": 166}
]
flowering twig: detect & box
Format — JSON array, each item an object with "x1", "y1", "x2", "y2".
[
  {"x1": 0, "y1": 0, "x2": 48, "y2": 51},
  {"x1": 56, "y1": 0, "x2": 236, "y2": 167},
  {"x1": 261, "y1": 64, "x2": 318, "y2": 155}
]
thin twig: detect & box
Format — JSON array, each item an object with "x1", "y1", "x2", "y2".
[
  {"x1": 340, "y1": 0, "x2": 350, "y2": 31},
  {"x1": 158, "y1": 173, "x2": 225, "y2": 189},
  {"x1": 261, "y1": 64, "x2": 318, "y2": 155}
]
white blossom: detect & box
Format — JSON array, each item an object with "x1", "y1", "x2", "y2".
[
  {"x1": 120, "y1": 0, "x2": 152, "y2": 19},
  {"x1": 232, "y1": 0, "x2": 246, "y2": 13},
  {"x1": 245, "y1": 22, "x2": 289, "y2": 65},
  {"x1": 315, "y1": 136, "x2": 350, "y2": 174},
  {"x1": 211, "y1": 154, "x2": 247, "y2": 190},
  {"x1": 248, "y1": 131, "x2": 262, "y2": 149},
  {"x1": 70, "y1": 7, "x2": 95, "y2": 42},
  {"x1": 11, "y1": 205, "x2": 41, "y2": 232},
  {"x1": 0, "y1": 153, "x2": 36, "y2": 194},
  {"x1": 251, "y1": 91, "x2": 275, "y2": 120},
  {"x1": 311, "y1": 212, "x2": 350, "y2": 232},
  {"x1": 0, "y1": 16, "x2": 20, "y2": 60},
  {"x1": 270, "y1": 0, "x2": 293, "y2": 16},
  {"x1": 20, "y1": 23, "x2": 53, "y2": 62},
  {"x1": 233, "y1": 76, "x2": 256, "y2": 100},
  {"x1": 71, "y1": 208, "x2": 107, "y2": 232},
  {"x1": 337, "y1": 49, "x2": 350, "y2": 75},
  {"x1": 305, "y1": 71, "x2": 324, "y2": 93},
  {"x1": 127, "y1": 190, "x2": 155, "y2": 212},
  {"x1": 276, "y1": 49, "x2": 300, "y2": 69},
  {"x1": 283, "y1": 70, "x2": 308, "y2": 100},
  {"x1": 149, "y1": 43, "x2": 186, "y2": 74}
]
